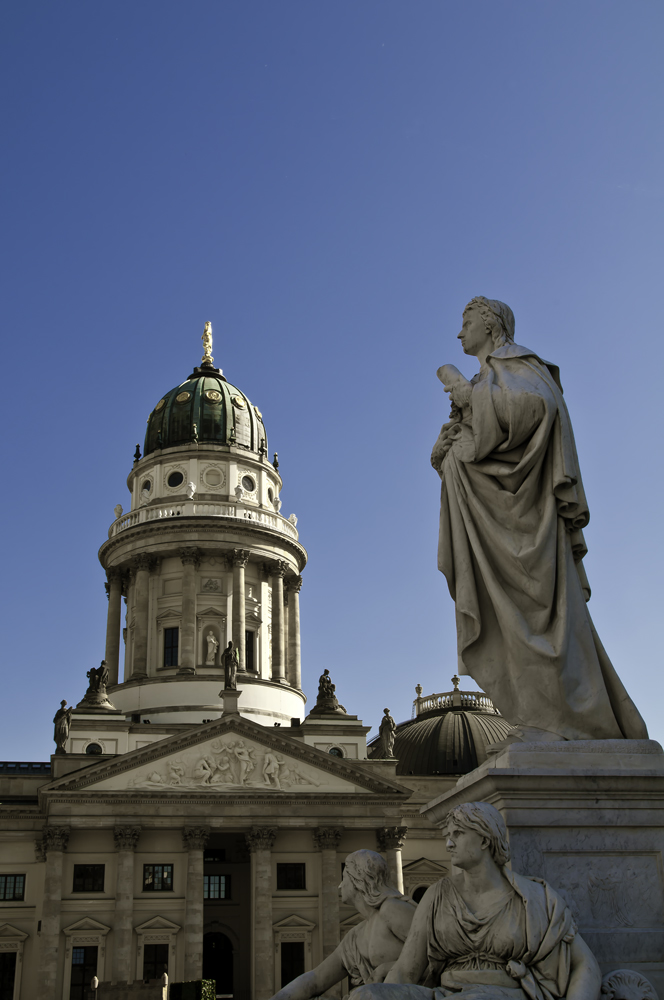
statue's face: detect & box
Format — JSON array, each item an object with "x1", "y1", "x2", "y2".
[
  {"x1": 445, "y1": 823, "x2": 489, "y2": 869},
  {"x1": 338, "y1": 865, "x2": 358, "y2": 905},
  {"x1": 458, "y1": 306, "x2": 492, "y2": 357}
]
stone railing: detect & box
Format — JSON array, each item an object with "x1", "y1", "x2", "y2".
[
  {"x1": 414, "y1": 690, "x2": 499, "y2": 716},
  {"x1": 109, "y1": 502, "x2": 299, "y2": 541}
]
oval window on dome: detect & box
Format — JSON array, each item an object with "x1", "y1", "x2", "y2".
[
  {"x1": 167, "y1": 471, "x2": 184, "y2": 488},
  {"x1": 155, "y1": 398, "x2": 167, "y2": 412},
  {"x1": 206, "y1": 389, "x2": 222, "y2": 402},
  {"x1": 141, "y1": 480, "x2": 152, "y2": 493},
  {"x1": 254, "y1": 405, "x2": 263, "y2": 420},
  {"x1": 231, "y1": 395, "x2": 246, "y2": 409},
  {"x1": 241, "y1": 475, "x2": 255, "y2": 492},
  {"x1": 204, "y1": 467, "x2": 223, "y2": 487},
  {"x1": 175, "y1": 391, "x2": 191, "y2": 403}
]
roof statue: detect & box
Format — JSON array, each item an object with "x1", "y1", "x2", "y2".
[
  {"x1": 201, "y1": 320, "x2": 214, "y2": 365},
  {"x1": 431, "y1": 297, "x2": 648, "y2": 743}
]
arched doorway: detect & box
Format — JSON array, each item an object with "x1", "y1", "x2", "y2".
[{"x1": 203, "y1": 931, "x2": 233, "y2": 997}]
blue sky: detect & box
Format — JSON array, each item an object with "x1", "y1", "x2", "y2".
[{"x1": 1, "y1": 1, "x2": 663, "y2": 759}]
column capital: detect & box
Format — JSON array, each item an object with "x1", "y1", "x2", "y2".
[
  {"x1": 182, "y1": 826, "x2": 210, "y2": 851},
  {"x1": 42, "y1": 826, "x2": 70, "y2": 854},
  {"x1": 285, "y1": 575, "x2": 303, "y2": 593},
  {"x1": 232, "y1": 548, "x2": 249, "y2": 568},
  {"x1": 268, "y1": 560, "x2": 288, "y2": 579},
  {"x1": 114, "y1": 826, "x2": 141, "y2": 851},
  {"x1": 313, "y1": 827, "x2": 342, "y2": 851},
  {"x1": 245, "y1": 826, "x2": 277, "y2": 852},
  {"x1": 107, "y1": 567, "x2": 123, "y2": 584},
  {"x1": 179, "y1": 547, "x2": 201, "y2": 568},
  {"x1": 133, "y1": 553, "x2": 159, "y2": 572},
  {"x1": 376, "y1": 826, "x2": 408, "y2": 851}
]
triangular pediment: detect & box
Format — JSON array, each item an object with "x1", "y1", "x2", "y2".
[
  {"x1": 273, "y1": 914, "x2": 316, "y2": 931},
  {"x1": 402, "y1": 858, "x2": 448, "y2": 876},
  {"x1": 135, "y1": 915, "x2": 181, "y2": 933},
  {"x1": 197, "y1": 607, "x2": 227, "y2": 618},
  {"x1": 0, "y1": 923, "x2": 28, "y2": 941},
  {"x1": 43, "y1": 715, "x2": 411, "y2": 798},
  {"x1": 63, "y1": 916, "x2": 111, "y2": 936}
]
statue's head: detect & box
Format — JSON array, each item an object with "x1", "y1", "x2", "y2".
[
  {"x1": 443, "y1": 801, "x2": 510, "y2": 867},
  {"x1": 463, "y1": 297, "x2": 515, "y2": 349},
  {"x1": 340, "y1": 849, "x2": 401, "y2": 908}
]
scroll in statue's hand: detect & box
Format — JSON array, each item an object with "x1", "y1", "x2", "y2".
[{"x1": 437, "y1": 364, "x2": 472, "y2": 408}]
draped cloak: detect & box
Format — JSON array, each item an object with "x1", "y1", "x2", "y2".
[{"x1": 438, "y1": 344, "x2": 647, "y2": 741}]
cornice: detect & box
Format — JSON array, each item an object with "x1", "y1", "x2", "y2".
[{"x1": 98, "y1": 518, "x2": 307, "y2": 571}]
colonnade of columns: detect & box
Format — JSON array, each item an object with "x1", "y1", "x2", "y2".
[{"x1": 103, "y1": 549, "x2": 303, "y2": 688}]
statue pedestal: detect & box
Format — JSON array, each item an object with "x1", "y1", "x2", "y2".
[
  {"x1": 422, "y1": 740, "x2": 664, "y2": 994},
  {"x1": 220, "y1": 689, "x2": 242, "y2": 716}
]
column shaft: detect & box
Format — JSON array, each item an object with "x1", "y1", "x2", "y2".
[
  {"x1": 183, "y1": 827, "x2": 209, "y2": 981},
  {"x1": 232, "y1": 550, "x2": 248, "y2": 671},
  {"x1": 105, "y1": 569, "x2": 123, "y2": 686},
  {"x1": 179, "y1": 548, "x2": 199, "y2": 675},
  {"x1": 270, "y1": 564, "x2": 286, "y2": 681},
  {"x1": 286, "y1": 577, "x2": 302, "y2": 690},
  {"x1": 36, "y1": 827, "x2": 69, "y2": 1000},
  {"x1": 132, "y1": 562, "x2": 150, "y2": 677},
  {"x1": 113, "y1": 827, "x2": 140, "y2": 983},
  {"x1": 313, "y1": 828, "x2": 342, "y2": 971},
  {"x1": 377, "y1": 827, "x2": 407, "y2": 894},
  {"x1": 247, "y1": 828, "x2": 277, "y2": 1000}
]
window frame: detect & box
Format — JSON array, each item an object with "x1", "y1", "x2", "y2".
[
  {"x1": 72, "y1": 865, "x2": 105, "y2": 893},
  {"x1": 142, "y1": 863, "x2": 174, "y2": 893},
  {"x1": 276, "y1": 863, "x2": 306, "y2": 892},
  {"x1": 163, "y1": 627, "x2": 179, "y2": 667},
  {"x1": 0, "y1": 875, "x2": 25, "y2": 902},
  {"x1": 203, "y1": 873, "x2": 231, "y2": 900}
]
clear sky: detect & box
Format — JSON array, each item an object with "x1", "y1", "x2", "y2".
[{"x1": 1, "y1": 1, "x2": 663, "y2": 759}]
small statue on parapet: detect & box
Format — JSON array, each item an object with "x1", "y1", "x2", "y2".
[
  {"x1": 53, "y1": 700, "x2": 73, "y2": 755},
  {"x1": 223, "y1": 641, "x2": 239, "y2": 690},
  {"x1": 310, "y1": 668, "x2": 346, "y2": 715},
  {"x1": 377, "y1": 708, "x2": 397, "y2": 758},
  {"x1": 76, "y1": 660, "x2": 116, "y2": 710},
  {"x1": 269, "y1": 850, "x2": 416, "y2": 1000}
]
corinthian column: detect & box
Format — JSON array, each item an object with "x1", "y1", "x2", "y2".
[
  {"x1": 179, "y1": 547, "x2": 200, "y2": 675},
  {"x1": 36, "y1": 826, "x2": 70, "y2": 1000},
  {"x1": 377, "y1": 826, "x2": 408, "y2": 893},
  {"x1": 313, "y1": 827, "x2": 342, "y2": 975},
  {"x1": 113, "y1": 826, "x2": 141, "y2": 983},
  {"x1": 286, "y1": 576, "x2": 302, "y2": 690},
  {"x1": 182, "y1": 826, "x2": 210, "y2": 980},
  {"x1": 105, "y1": 568, "x2": 123, "y2": 686},
  {"x1": 232, "y1": 549, "x2": 249, "y2": 671},
  {"x1": 132, "y1": 554, "x2": 152, "y2": 677},
  {"x1": 269, "y1": 562, "x2": 287, "y2": 681},
  {"x1": 246, "y1": 827, "x2": 277, "y2": 1000}
]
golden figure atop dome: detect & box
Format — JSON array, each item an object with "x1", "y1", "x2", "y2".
[{"x1": 201, "y1": 321, "x2": 214, "y2": 365}]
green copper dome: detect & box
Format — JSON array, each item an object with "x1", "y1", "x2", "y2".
[{"x1": 144, "y1": 363, "x2": 268, "y2": 457}]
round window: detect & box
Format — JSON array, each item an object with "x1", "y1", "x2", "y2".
[
  {"x1": 175, "y1": 391, "x2": 191, "y2": 403},
  {"x1": 141, "y1": 480, "x2": 151, "y2": 493},
  {"x1": 328, "y1": 746, "x2": 344, "y2": 758},
  {"x1": 241, "y1": 475, "x2": 255, "y2": 492},
  {"x1": 167, "y1": 471, "x2": 184, "y2": 488},
  {"x1": 154, "y1": 398, "x2": 167, "y2": 412},
  {"x1": 85, "y1": 743, "x2": 103, "y2": 755},
  {"x1": 204, "y1": 468, "x2": 223, "y2": 487}
]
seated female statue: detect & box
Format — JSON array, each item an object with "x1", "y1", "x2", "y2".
[{"x1": 351, "y1": 802, "x2": 601, "y2": 1000}]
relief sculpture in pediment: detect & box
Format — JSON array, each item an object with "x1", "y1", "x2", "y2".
[{"x1": 127, "y1": 736, "x2": 322, "y2": 791}]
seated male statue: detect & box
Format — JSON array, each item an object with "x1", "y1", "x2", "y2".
[
  {"x1": 270, "y1": 850, "x2": 417, "y2": 1000},
  {"x1": 351, "y1": 802, "x2": 602, "y2": 1000}
]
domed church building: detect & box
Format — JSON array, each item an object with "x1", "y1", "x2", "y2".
[{"x1": 0, "y1": 327, "x2": 499, "y2": 1000}]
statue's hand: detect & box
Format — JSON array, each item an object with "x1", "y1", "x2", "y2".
[
  {"x1": 431, "y1": 422, "x2": 462, "y2": 473},
  {"x1": 437, "y1": 364, "x2": 472, "y2": 408}
]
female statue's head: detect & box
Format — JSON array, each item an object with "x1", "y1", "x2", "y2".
[
  {"x1": 340, "y1": 849, "x2": 402, "y2": 908},
  {"x1": 464, "y1": 297, "x2": 515, "y2": 349},
  {"x1": 443, "y1": 801, "x2": 511, "y2": 867}
]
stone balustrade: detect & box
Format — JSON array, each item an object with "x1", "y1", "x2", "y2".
[
  {"x1": 414, "y1": 690, "x2": 499, "y2": 716},
  {"x1": 109, "y1": 502, "x2": 299, "y2": 541}
]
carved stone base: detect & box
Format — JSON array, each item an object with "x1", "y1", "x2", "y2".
[
  {"x1": 220, "y1": 689, "x2": 242, "y2": 716},
  {"x1": 422, "y1": 739, "x2": 664, "y2": 995}
]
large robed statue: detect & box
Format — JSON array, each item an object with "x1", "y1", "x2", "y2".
[{"x1": 431, "y1": 297, "x2": 647, "y2": 742}]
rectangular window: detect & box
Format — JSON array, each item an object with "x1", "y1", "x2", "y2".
[
  {"x1": 143, "y1": 942, "x2": 169, "y2": 982},
  {"x1": 276, "y1": 863, "x2": 306, "y2": 891},
  {"x1": 143, "y1": 864, "x2": 173, "y2": 892},
  {"x1": 0, "y1": 952, "x2": 17, "y2": 1000},
  {"x1": 245, "y1": 631, "x2": 255, "y2": 671},
  {"x1": 281, "y1": 941, "x2": 305, "y2": 987},
  {"x1": 72, "y1": 865, "x2": 104, "y2": 893},
  {"x1": 164, "y1": 628, "x2": 179, "y2": 667},
  {"x1": 0, "y1": 874, "x2": 25, "y2": 901},
  {"x1": 70, "y1": 945, "x2": 98, "y2": 1000},
  {"x1": 204, "y1": 874, "x2": 230, "y2": 899}
]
